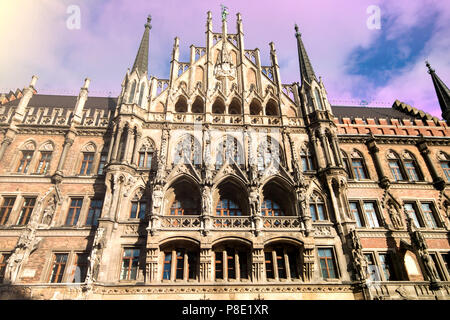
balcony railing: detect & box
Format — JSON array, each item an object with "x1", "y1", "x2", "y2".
[{"x1": 262, "y1": 216, "x2": 302, "y2": 229}]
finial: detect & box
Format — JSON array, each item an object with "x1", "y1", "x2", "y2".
[
  {"x1": 221, "y1": 4, "x2": 229, "y2": 21},
  {"x1": 207, "y1": 11, "x2": 212, "y2": 20},
  {"x1": 425, "y1": 60, "x2": 434, "y2": 74},
  {"x1": 83, "y1": 78, "x2": 90, "y2": 89},
  {"x1": 269, "y1": 42, "x2": 275, "y2": 52},
  {"x1": 145, "y1": 14, "x2": 152, "y2": 29},
  {"x1": 237, "y1": 12, "x2": 242, "y2": 21},
  {"x1": 30, "y1": 75, "x2": 38, "y2": 88}
]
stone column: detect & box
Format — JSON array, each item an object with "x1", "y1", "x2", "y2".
[
  {"x1": 319, "y1": 134, "x2": 332, "y2": 167},
  {"x1": 331, "y1": 135, "x2": 343, "y2": 167},
  {"x1": 417, "y1": 140, "x2": 445, "y2": 190},
  {"x1": 251, "y1": 247, "x2": 265, "y2": 282},
  {"x1": 302, "y1": 245, "x2": 315, "y2": 282},
  {"x1": 0, "y1": 137, "x2": 13, "y2": 161},
  {"x1": 122, "y1": 127, "x2": 134, "y2": 163},
  {"x1": 145, "y1": 245, "x2": 159, "y2": 283},
  {"x1": 56, "y1": 137, "x2": 74, "y2": 173},
  {"x1": 106, "y1": 128, "x2": 116, "y2": 163},
  {"x1": 111, "y1": 126, "x2": 123, "y2": 161},
  {"x1": 366, "y1": 138, "x2": 390, "y2": 188},
  {"x1": 199, "y1": 247, "x2": 212, "y2": 282},
  {"x1": 130, "y1": 131, "x2": 141, "y2": 165}
]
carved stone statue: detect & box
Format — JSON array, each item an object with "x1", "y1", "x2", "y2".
[
  {"x1": 349, "y1": 229, "x2": 368, "y2": 281},
  {"x1": 41, "y1": 194, "x2": 57, "y2": 227},
  {"x1": 201, "y1": 186, "x2": 212, "y2": 215},
  {"x1": 221, "y1": 5, "x2": 229, "y2": 21},
  {"x1": 151, "y1": 185, "x2": 164, "y2": 214},
  {"x1": 249, "y1": 187, "x2": 260, "y2": 216},
  {"x1": 85, "y1": 227, "x2": 105, "y2": 284},
  {"x1": 388, "y1": 202, "x2": 403, "y2": 229}
]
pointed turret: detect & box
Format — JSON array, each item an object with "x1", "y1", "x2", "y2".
[
  {"x1": 426, "y1": 61, "x2": 450, "y2": 123},
  {"x1": 131, "y1": 15, "x2": 152, "y2": 75},
  {"x1": 295, "y1": 24, "x2": 317, "y2": 85}
]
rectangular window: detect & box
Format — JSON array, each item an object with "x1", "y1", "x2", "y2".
[
  {"x1": 363, "y1": 202, "x2": 380, "y2": 228},
  {"x1": 215, "y1": 251, "x2": 223, "y2": 280},
  {"x1": 0, "y1": 253, "x2": 10, "y2": 283},
  {"x1": 0, "y1": 197, "x2": 15, "y2": 225},
  {"x1": 138, "y1": 152, "x2": 152, "y2": 168},
  {"x1": 404, "y1": 161, "x2": 419, "y2": 181},
  {"x1": 276, "y1": 249, "x2": 286, "y2": 279},
  {"x1": 36, "y1": 152, "x2": 52, "y2": 175},
  {"x1": 310, "y1": 204, "x2": 325, "y2": 221},
  {"x1": 65, "y1": 198, "x2": 83, "y2": 226},
  {"x1": 443, "y1": 253, "x2": 450, "y2": 279},
  {"x1": 175, "y1": 250, "x2": 184, "y2": 280},
  {"x1": 349, "y1": 202, "x2": 363, "y2": 227},
  {"x1": 238, "y1": 251, "x2": 248, "y2": 280},
  {"x1": 162, "y1": 252, "x2": 172, "y2": 280},
  {"x1": 49, "y1": 253, "x2": 68, "y2": 283},
  {"x1": 188, "y1": 252, "x2": 197, "y2": 280},
  {"x1": 421, "y1": 203, "x2": 438, "y2": 228},
  {"x1": 226, "y1": 249, "x2": 236, "y2": 280},
  {"x1": 441, "y1": 162, "x2": 450, "y2": 182},
  {"x1": 404, "y1": 203, "x2": 422, "y2": 228},
  {"x1": 352, "y1": 160, "x2": 366, "y2": 180},
  {"x1": 389, "y1": 160, "x2": 404, "y2": 181},
  {"x1": 288, "y1": 251, "x2": 299, "y2": 279},
  {"x1": 130, "y1": 201, "x2": 146, "y2": 219},
  {"x1": 97, "y1": 154, "x2": 107, "y2": 175},
  {"x1": 17, "y1": 151, "x2": 33, "y2": 173},
  {"x1": 318, "y1": 248, "x2": 337, "y2": 279},
  {"x1": 120, "y1": 248, "x2": 140, "y2": 280},
  {"x1": 365, "y1": 253, "x2": 380, "y2": 281},
  {"x1": 379, "y1": 253, "x2": 396, "y2": 281},
  {"x1": 17, "y1": 197, "x2": 36, "y2": 225},
  {"x1": 265, "y1": 252, "x2": 274, "y2": 279},
  {"x1": 429, "y1": 253, "x2": 444, "y2": 281},
  {"x1": 86, "y1": 199, "x2": 103, "y2": 226},
  {"x1": 79, "y1": 153, "x2": 94, "y2": 175},
  {"x1": 72, "y1": 253, "x2": 88, "y2": 283}
]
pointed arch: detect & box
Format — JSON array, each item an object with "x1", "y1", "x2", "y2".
[
  {"x1": 387, "y1": 150, "x2": 405, "y2": 181},
  {"x1": 128, "y1": 80, "x2": 137, "y2": 103},
  {"x1": 213, "y1": 177, "x2": 249, "y2": 216},
  {"x1": 257, "y1": 136, "x2": 285, "y2": 171},
  {"x1": 173, "y1": 134, "x2": 202, "y2": 166},
  {"x1": 402, "y1": 150, "x2": 423, "y2": 181},
  {"x1": 314, "y1": 88, "x2": 324, "y2": 110},
  {"x1": 261, "y1": 178, "x2": 295, "y2": 216},
  {"x1": 309, "y1": 191, "x2": 328, "y2": 221},
  {"x1": 137, "y1": 137, "x2": 156, "y2": 168},
  {"x1": 165, "y1": 177, "x2": 201, "y2": 216},
  {"x1": 138, "y1": 82, "x2": 146, "y2": 106},
  {"x1": 438, "y1": 151, "x2": 450, "y2": 182},
  {"x1": 175, "y1": 95, "x2": 188, "y2": 113},
  {"x1": 265, "y1": 98, "x2": 279, "y2": 116},
  {"x1": 191, "y1": 96, "x2": 204, "y2": 114},
  {"x1": 229, "y1": 97, "x2": 241, "y2": 115},
  {"x1": 249, "y1": 98, "x2": 262, "y2": 115},
  {"x1": 349, "y1": 149, "x2": 369, "y2": 180},
  {"x1": 214, "y1": 135, "x2": 244, "y2": 169},
  {"x1": 212, "y1": 97, "x2": 225, "y2": 114}
]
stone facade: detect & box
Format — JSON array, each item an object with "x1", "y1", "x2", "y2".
[{"x1": 0, "y1": 12, "x2": 449, "y2": 300}]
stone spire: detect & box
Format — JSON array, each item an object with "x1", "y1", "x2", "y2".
[
  {"x1": 295, "y1": 24, "x2": 317, "y2": 85},
  {"x1": 131, "y1": 15, "x2": 152, "y2": 74},
  {"x1": 426, "y1": 61, "x2": 450, "y2": 123}
]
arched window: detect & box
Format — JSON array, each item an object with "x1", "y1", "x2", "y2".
[
  {"x1": 229, "y1": 98, "x2": 241, "y2": 114},
  {"x1": 175, "y1": 96, "x2": 188, "y2": 113},
  {"x1": 130, "y1": 189, "x2": 147, "y2": 219},
  {"x1": 138, "y1": 138, "x2": 155, "y2": 169},
  {"x1": 35, "y1": 142, "x2": 54, "y2": 175},
  {"x1": 216, "y1": 199, "x2": 242, "y2": 216},
  {"x1": 16, "y1": 141, "x2": 36, "y2": 174},
  {"x1": 402, "y1": 151, "x2": 422, "y2": 181},
  {"x1": 261, "y1": 199, "x2": 284, "y2": 216},
  {"x1": 265, "y1": 99, "x2": 279, "y2": 116},
  {"x1": 257, "y1": 136, "x2": 284, "y2": 171},
  {"x1": 138, "y1": 82, "x2": 146, "y2": 106},
  {"x1": 167, "y1": 179, "x2": 201, "y2": 216},
  {"x1": 79, "y1": 143, "x2": 96, "y2": 175},
  {"x1": 213, "y1": 241, "x2": 250, "y2": 281},
  {"x1": 350, "y1": 150, "x2": 369, "y2": 180},
  {"x1": 161, "y1": 241, "x2": 199, "y2": 281},
  {"x1": 191, "y1": 96, "x2": 204, "y2": 113},
  {"x1": 264, "y1": 243, "x2": 301, "y2": 280},
  {"x1": 309, "y1": 192, "x2": 327, "y2": 221},
  {"x1": 300, "y1": 147, "x2": 315, "y2": 172},
  {"x1": 438, "y1": 152, "x2": 450, "y2": 182},
  {"x1": 387, "y1": 151, "x2": 405, "y2": 181},
  {"x1": 128, "y1": 80, "x2": 137, "y2": 103},
  {"x1": 341, "y1": 150, "x2": 351, "y2": 175},
  {"x1": 314, "y1": 88, "x2": 324, "y2": 110},
  {"x1": 214, "y1": 180, "x2": 248, "y2": 217},
  {"x1": 261, "y1": 181, "x2": 293, "y2": 217},
  {"x1": 215, "y1": 136, "x2": 243, "y2": 169},
  {"x1": 173, "y1": 134, "x2": 201, "y2": 165},
  {"x1": 212, "y1": 98, "x2": 225, "y2": 114},
  {"x1": 249, "y1": 99, "x2": 262, "y2": 115}
]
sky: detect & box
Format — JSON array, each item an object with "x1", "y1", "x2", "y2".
[{"x1": 0, "y1": 0, "x2": 449, "y2": 117}]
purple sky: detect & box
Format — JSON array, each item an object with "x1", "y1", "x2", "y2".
[{"x1": 0, "y1": 0, "x2": 449, "y2": 117}]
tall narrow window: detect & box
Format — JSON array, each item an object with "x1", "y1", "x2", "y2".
[
  {"x1": 441, "y1": 159, "x2": 450, "y2": 182},
  {"x1": 404, "y1": 160, "x2": 420, "y2": 181},
  {"x1": 363, "y1": 202, "x2": 380, "y2": 228},
  {"x1": 0, "y1": 197, "x2": 15, "y2": 225},
  {"x1": 351, "y1": 151, "x2": 368, "y2": 180},
  {"x1": 188, "y1": 252, "x2": 197, "y2": 280},
  {"x1": 442, "y1": 253, "x2": 450, "y2": 278},
  {"x1": 387, "y1": 151, "x2": 405, "y2": 181},
  {"x1": 261, "y1": 199, "x2": 284, "y2": 216},
  {"x1": 49, "y1": 253, "x2": 68, "y2": 283},
  {"x1": 97, "y1": 154, "x2": 107, "y2": 175},
  {"x1": 264, "y1": 247, "x2": 299, "y2": 280},
  {"x1": 175, "y1": 250, "x2": 185, "y2": 280},
  {"x1": 215, "y1": 251, "x2": 224, "y2": 280},
  {"x1": 365, "y1": 253, "x2": 380, "y2": 281},
  {"x1": 162, "y1": 249, "x2": 198, "y2": 281},
  {"x1": 226, "y1": 249, "x2": 236, "y2": 280},
  {"x1": 421, "y1": 203, "x2": 438, "y2": 229},
  {"x1": 128, "y1": 80, "x2": 137, "y2": 104},
  {"x1": 349, "y1": 202, "x2": 363, "y2": 227},
  {"x1": 342, "y1": 151, "x2": 351, "y2": 176},
  {"x1": 138, "y1": 151, "x2": 153, "y2": 168},
  {"x1": 138, "y1": 82, "x2": 146, "y2": 106},
  {"x1": 275, "y1": 249, "x2": 287, "y2": 279},
  {"x1": 65, "y1": 198, "x2": 83, "y2": 226},
  {"x1": 17, "y1": 197, "x2": 36, "y2": 225},
  {"x1": 163, "y1": 252, "x2": 172, "y2": 280},
  {"x1": 214, "y1": 248, "x2": 248, "y2": 281},
  {"x1": 288, "y1": 250, "x2": 299, "y2": 279},
  {"x1": 403, "y1": 203, "x2": 423, "y2": 228},
  {"x1": 72, "y1": 253, "x2": 88, "y2": 283},
  {"x1": 79, "y1": 153, "x2": 94, "y2": 175},
  {"x1": 36, "y1": 152, "x2": 52, "y2": 174},
  {"x1": 314, "y1": 88, "x2": 324, "y2": 110},
  {"x1": 309, "y1": 193, "x2": 326, "y2": 221},
  {"x1": 265, "y1": 252, "x2": 274, "y2": 279},
  {"x1": 0, "y1": 253, "x2": 10, "y2": 283},
  {"x1": 130, "y1": 199, "x2": 146, "y2": 219},
  {"x1": 238, "y1": 251, "x2": 248, "y2": 280},
  {"x1": 120, "y1": 248, "x2": 140, "y2": 280},
  {"x1": 17, "y1": 151, "x2": 33, "y2": 173},
  {"x1": 318, "y1": 248, "x2": 338, "y2": 279},
  {"x1": 300, "y1": 149, "x2": 315, "y2": 172},
  {"x1": 378, "y1": 253, "x2": 396, "y2": 281},
  {"x1": 429, "y1": 253, "x2": 444, "y2": 281},
  {"x1": 86, "y1": 199, "x2": 103, "y2": 226}
]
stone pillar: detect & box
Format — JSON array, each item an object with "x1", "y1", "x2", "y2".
[
  {"x1": 111, "y1": 126, "x2": 123, "y2": 161},
  {"x1": 366, "y1": 138, "x2": 390, "y2": 188},
  {"x1": 145, "y1": 245, "x2": 159, "y2": 283},
  {"x1": 310, "y1": 136, "x2": 323, "y2": 169},
  {"x1": 106, "y1": 128, "x2": 116, "y2": 163},
  {"x1": 0, "y1": 136, "x2": 13, "y2": 161},
  {"x1": 302, "y1": 245, "x2": 315, "y2": 282},
  {"x1": 417, "y1": 140, "x2": 445, "y2": 190},
  {"x1": 56, "y1": 137, "x2": 74, "y2": 173},
  {"x1": 122, "y1": 127, "x2": 134, "y2": 163},
  {"x1": 251, "y1": 247, "x2": 265, "y2": 282},
  {"x1": 319, "y1": 134, "x2": 332, "y2": 167},
  {"x1": 331, "y1": 135, "x2": 343, "y2": 167},
  {"x1": 199, "y1": 247, "x2": 212, "y2": 282},
  {"x1": 130, "y1": 131, "x2": 141, "y2": 165}
]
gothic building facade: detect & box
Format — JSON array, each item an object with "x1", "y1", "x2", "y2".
[{"x1": 0, "y1": 12, "x2": 449, "y2": 300}]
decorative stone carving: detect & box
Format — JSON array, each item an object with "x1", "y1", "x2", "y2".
[
  {"x1": 349, "y1": 229, "x2": 368, "y2": 282},
  {"x1": 249, "y1": 186, "x2": 260, "y2": 217},
  {"x1": 85, "y1": 227, "x2": 106, "y2": 284},
  {"x1": 387, "y1": 201, "x2": 404, "y2": 230},
  {"x1": 41, "y1": 194, "x2": 57, "y2": 227},
  {"x1": 302, "y1": 246, "x2": 315, "y2": 282},
  {"x1": 201, "y1": 186, "x2": 212, "y2": 216}
]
